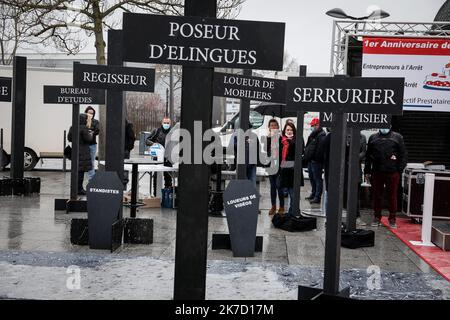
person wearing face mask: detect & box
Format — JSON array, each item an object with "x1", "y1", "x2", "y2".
[
  {"x1": 279, "y1": 122, "x2": 304, "y2": 218},
  {"x1": 146, "y1": 117, "x2": 172, "y2": 147},
  {"x1": 265, "y1": 119, "x2": 285, "y2": 216},
  {"x1": 146, "y1": 117, "x2": 173, "y2": 188},
  {"x1": 364, "y1": 127, "x2": 407, "y2": 229},
  {"x1": 304, "y1": 118, "x2": 327, "y2": 204}
]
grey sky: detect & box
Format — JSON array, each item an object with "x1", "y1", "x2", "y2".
[
  {"x1": 238, "y1": 0, "x2": 444, "y2": 73},
  {"x1": 19, "y1": 0, "x2": 445, "y2": 74}
]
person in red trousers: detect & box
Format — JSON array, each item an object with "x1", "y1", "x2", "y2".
[{"x1": 364, "y1": 127, "x2": 407, "y2": 229}]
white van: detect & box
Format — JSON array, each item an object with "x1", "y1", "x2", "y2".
[{"x1": 0, "y1": 65, "x2": 98, "y2": 170}]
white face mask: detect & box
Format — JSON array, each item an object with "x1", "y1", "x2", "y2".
[{"x1": 285, "y1": 131, "x2": 294, "y2": 138}]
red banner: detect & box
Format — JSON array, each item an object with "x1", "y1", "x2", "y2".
[{"x1": 363, "y1": 37, "x2": 450, "y2": 56}]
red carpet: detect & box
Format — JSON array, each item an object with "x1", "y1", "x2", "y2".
[{"x1": 381, "y1": 218, "x2": 450, "y2": 282}]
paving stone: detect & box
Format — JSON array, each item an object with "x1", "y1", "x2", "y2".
[{"x1": 0, "y1": 171, "x2": 448, "y2": 300}]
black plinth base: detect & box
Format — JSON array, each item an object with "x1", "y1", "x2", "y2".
[
  {"x1": 0, "y1": 177, "x2": 40, "y2": 196},
  {"x1": 123, "y1": 218, "x2": 153, "y2": 244},
  {"x1": 298, "y1": 285, "x2": 351, "y2": 300},
  {"x1": 54, "y1": 199, "x2": 88, "y2": 213},
  {"x1": 209, "y1": 210, "x2": 224, "y2": 217},
  {"x1": 0, "y1": 178, "x2": 13, "y2": 196},
  {"x1": 70, "y1": 218, "x2": 89, "y2": 245},
  {"x1": 70, "y1": 218, "x2": 124, "y2": 252},
  {"x1": 66, "y1": 200, "x2": 87, "y2": 213},
  {"x1": 111, "y1": 219, "x2": 124, "y2": 252},
  {"x1": 341, "y1": 229, "x2": 375, "y2": 249},
  {"x1": 209, "y1": 191, "x2": 224, "y2": 216},
  {"x1": 211, "y1": 233, "x2": 263, "y2": 252},
  {"x1": 54, "y1": 198, "x2": 68, "y2": 211}
]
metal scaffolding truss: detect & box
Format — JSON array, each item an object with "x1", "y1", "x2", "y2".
[{"x1": 330, "y1": 20, "x2": 450, "y2": 75}]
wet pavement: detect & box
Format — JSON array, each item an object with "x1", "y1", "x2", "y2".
[{"x1": 0, "y1": 170, "x2": 449, "y2": 300}]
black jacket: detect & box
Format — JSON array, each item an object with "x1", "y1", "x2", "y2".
[
  {"x1": 279, "y1": 136, "x2": 304, "y2": 188},
  {"x1": 68, "y1": 115, "x2": 93, "y2": 172},
  {"x1": 87, "y1": 118, "x2": 100, "y2": 145},
  {"x1": 304, "y1": 127, "x2": 326, "y2": 163},
  {"x1": 124, "y1": 120, "x2": 136, "y2": 159},
  {"x1": 146, "y1": 126, "x2": 170, "y2": 147},
  {"x1": 364, "y1": 131, "x2": 407, "y2": 174},
  {"x1": 125, "y1": 120, "x2": 136, "y2": 151}
]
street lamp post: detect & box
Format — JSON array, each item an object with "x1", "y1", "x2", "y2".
[{"x1": 326, "y1": 7, "x2": 390, "y2": 20}]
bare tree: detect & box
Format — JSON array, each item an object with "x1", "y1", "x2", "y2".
[
  {"x1": 2, "y1": 0, "x2": 245, "y2": 157},
  {"x1": 282, "y1": 51, "x2": 299, "y2": 73},
  {"x1": 0, "y1": 3, "x2": 33, "y2": 65},
  {"x1": 3, "y1": 0, "x2": 245, "y2": 65},
  {"x1": 126, "y1": 92, "x2": 166, "y2": 135}
]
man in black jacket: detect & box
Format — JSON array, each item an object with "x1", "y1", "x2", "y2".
[
  {"x1": 124, "y1": 119, "x2": 136, "y2": 160},
  {"x1": 364, "y1": 127, "x2": 407, "y2": 229},
  {"x1": 304, "y1": 118, "x2": 327, "y2": 204},
  {"x1": 146, "y1": 117, "x2": 171, "y2": 147}
]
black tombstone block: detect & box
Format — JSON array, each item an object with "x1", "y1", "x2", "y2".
[
  {"x1": 298, "y1": 285, "x2": 351, "y2": 300},
  {"x1": 66, "y1": 200, "x2": 87, "y2": 213},
  {"x1": 111, "y1": 219, "x2": 124, "y2": 252},
  {"x1": 11, "y1": 178, "x2": 26, "y2": 195},
  {"x1": 209, "y1": 191, "x2": 224, "y2": 216},
  {"x1": 23, "y1": 178, "x2": 34, "y2": 195},
  {"x1": 86, "y1": 172, "x2": 123, "y2": 250},
  {"x1": 223, "y1": 179, "x2": 260, "y2": 257},
  {"x1": 123, "y1": 218, "x2": 153, "y2": 245},
  {"x1": 211, "y1": 234, "x2": 263, "y2": 252},
  {"x1": 70, "y1": 218, "x2": 89, "y2": 245},
  {"x1": 0, "y1": 178, "x2": 12, "y2": 196},
  {"x1": 341, "y1": 229, "x2": 375, "y2": 249},
  {"x1": 29, "y1": 177, "x2": 41, "y2": 193},
  {"x1": 54, "y1": 198, "x2": 68, "y2": 211}
]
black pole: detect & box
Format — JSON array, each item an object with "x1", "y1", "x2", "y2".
[
  {"x1": 105, "y1": 30, "x2": 126, "y2": 219},
  {"x1": 236, "y1": 69, "x2": 252, "y2": 180},
  {"x1": 169, "y1": 65, "x2": 174, "y2": 122},
  {"x1": 173, "y1": 0, "x2": 217, "y2": 300},
  {"x1": 69, "y1": 62, "x2": 81, "y2": 200},
  {"x1": 0, "y1": 128, "x2": 3, "y2": 170},
  {"x1": 130, "y1": 164, "x2": 138, "y2": 218},
  {"x1": 323, "y1": 111, "x2": 347, "y2": 295},
  {"x1": 345, "y1": 127, "x2": 361, "y2": 231},
  {"x1": 166, "y1": 88, "x2": 169, "y2": 117},
  {"x1": 0, "y1": 128, "x2": 3, "y2": 171},
  {"x1": 10, "y1": 56, "x2": 27, "y2": 179},
  {"x1": 291, "y1": 65, "x2": 307, "y2": 216},
  {"x1": 63, "y1": 130, "x2": 67, "y2": 172}
]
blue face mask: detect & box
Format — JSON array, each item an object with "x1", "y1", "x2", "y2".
[
  {"x1": 162, "y1": 124, "x2": 170, "y2": 130},
  {"x1": 379, "y1": 129, "x2": 390, "y2": 135}
]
